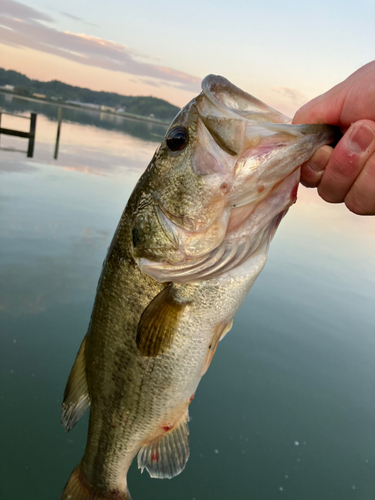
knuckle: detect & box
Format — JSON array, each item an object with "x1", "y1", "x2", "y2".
[
  {"x1": 328, "y1": 153, "x2": 358, "y2": 178},
  {"x1": 344, "y1": 154, "x2": 375, "y2": 215},
  {"x1": 344, "y1": 196, "x2": 367, "y2": 215},
  {"x1": 317, "y1": 184, "x2": 343, "y2": 204},
  {"x1": 300, "y1": 164, "x2": 322, "y2": 188},
  {"x1": 345, "y1": 189, "x2": 375, "y2": 216}
]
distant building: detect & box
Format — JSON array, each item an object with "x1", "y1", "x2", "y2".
[
  {"x1": 0, "y1": 84, "x2": 15, "y2": 91},
  {"x1": 64, "y1": 101, "x2": 115, "y2": 112},
  {"x1": 100, "y1": 105, "x2": 115, "y2": 112},
  {"x1": 66, "y1": 100, "x2": 101, "y2": 110},
  {"x1": 33, "y1": 93, "x2": 46, "y2": 99}
]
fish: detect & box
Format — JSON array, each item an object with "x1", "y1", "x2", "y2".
[{"x1": 60, "y1": 75, "x2": 338, "y2": 500}]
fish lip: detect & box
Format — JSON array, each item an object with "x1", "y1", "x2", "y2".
[
  {"x1": 200, "y1": 74, "x2": 290, "y2": 124},
  {"x1": 199, "y1": 75, "x2": 339, "y2": 146},
  {"x1": 196, "y1": 75, "x2": 296, "y2": 159},
  {"x1": 201, "y1": 75, "x2": 242, "y2": 121}
]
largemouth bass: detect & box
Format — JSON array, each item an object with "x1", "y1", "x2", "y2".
[{"x1": 61, "y1": 75, "x2": 338, "y2": 500}]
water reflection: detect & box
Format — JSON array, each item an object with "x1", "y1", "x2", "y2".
[
  {"x1": 0, "y1": 93, "x2": 167, "y2": 142},
  {"x1": 0, "y1": 93, "x2": 163, "y2": 177}
]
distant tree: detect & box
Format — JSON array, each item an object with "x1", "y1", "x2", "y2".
[
  {"x1": 0, "y1": 68, "x2": 31, "y2": 87},
  {"x1": 0, "y1": 68, "x2": 180, "y2": 121},
  {"x1": 14, "y1": 86, "x2": 31, "y2": 97}
]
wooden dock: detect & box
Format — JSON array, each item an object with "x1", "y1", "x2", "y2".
[{"x1": 0, "y1": 111, "x2": 37, "y2": 157}]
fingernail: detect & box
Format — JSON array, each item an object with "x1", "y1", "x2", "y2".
[
  {"x1": 305, "y1": 146, "x2": 331, "y2": 173},
  {"x1": 347, "y1": 123, "x2": 374, "y2": 154}
]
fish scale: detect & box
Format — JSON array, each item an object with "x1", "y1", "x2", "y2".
[{"x1": 60, "y1": 75, "x2": 338, "y2": 500}]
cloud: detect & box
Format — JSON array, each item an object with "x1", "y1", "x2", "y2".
[
  {"x1": 131, "y1": 77, "x2": 162, "y2": 88},
  {"x1": 61, "y1": 11, "x2": 81, "y2": 21},
  {"x1": 60, "y1": 11, "x2": 99, "y2": 28},
  {"x1": 0, "y1": 0, "x2": 54, "y2": 23},
  {"x1": 273, "y1": 86, "x2": 305, "y2": 105},
  {"x1": 0, "y1": 0, "x2": 201, "y2": 92}
]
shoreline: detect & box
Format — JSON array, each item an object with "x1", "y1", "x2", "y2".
[{"x1": 0, "y1": 91, "x2": 170, "y2": 127}]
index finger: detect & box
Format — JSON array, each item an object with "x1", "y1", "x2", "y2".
[
  {"x1": 293, "y1": 88, "x2": 345, "y2": 126},
  {"x1": 293, "y1": 61, "x2": 375, "y2": 127}
]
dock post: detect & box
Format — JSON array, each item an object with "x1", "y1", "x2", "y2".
[
  {"x1": 54, "y1": 107, "x2": 62, "y2": 160},
  {"x1": 27, "y1": 113, "x2": 37, "y2": 157}
]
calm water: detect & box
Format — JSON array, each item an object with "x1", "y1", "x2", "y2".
[{"x1": 1, "y1": 93, "x2": 375, "y2": 500}]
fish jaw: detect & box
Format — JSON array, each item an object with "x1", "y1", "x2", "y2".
[{"x1": 139, "y1": 168, "x2": 300, "y2": 283}]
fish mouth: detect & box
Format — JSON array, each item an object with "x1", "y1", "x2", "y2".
[
  {"x1": 136, "y1": 76, "x2": 339, "y2": 283},
  {"x1": 197, "y1": 75, "x2": 338, "y2": 207}
]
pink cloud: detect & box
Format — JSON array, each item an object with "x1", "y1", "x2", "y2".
[
  {"x1": 273, "y1": 86, "x2": 305, "y2": 105},
  {"x1": 0, "y1": 0, "x2": 201, "y2": 92},
  {"x1": 0, "y1": 0, "x2": 54, "y2": 23}
]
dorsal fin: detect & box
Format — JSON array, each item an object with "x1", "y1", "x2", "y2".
[
  {"x1": 137, "y1": 411, "x2": 190, "y2": 478},
  {"x1": 62, "y1": 335, "x2": 90, "y2": 431},
  {"x1": 136, "y1": 285, "x2": 189, "y2": 357}
]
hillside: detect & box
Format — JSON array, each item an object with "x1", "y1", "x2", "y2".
[{"x1": 0, "y1": 68, "x2": 180, "y2": 121}]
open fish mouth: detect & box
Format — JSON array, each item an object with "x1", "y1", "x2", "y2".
[
  {"x1": 197, "y1": 75, "x2": 336, "y2": 209},
  {"x1": 134, "y1": 75, "x2": 339, "y2": 283}
]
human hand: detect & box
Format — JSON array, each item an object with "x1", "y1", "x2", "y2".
[{"x1": 292, "y1": 61, "x2": 375, "y2": 215}]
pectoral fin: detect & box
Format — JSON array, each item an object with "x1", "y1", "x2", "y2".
[
  {"x1": 137, "y1": 411, "x2": 190, "y2": 479},
  {"x1": 136, "y1": 285, "x2": 189, "y2": 357},
  {"x1": 62, "y1": 335, "x2": 90, "y2": 432}
]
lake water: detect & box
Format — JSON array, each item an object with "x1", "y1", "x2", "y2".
[{"x1": 1, "y1": 93, "x2": 375, "y2": 500}]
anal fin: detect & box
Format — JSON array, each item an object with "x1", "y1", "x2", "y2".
[
  {"x1": 137, "y1": 411, "x2": 190, "y2": 479},
  {"x1": 62, "y1": 335, "x2": 90, "y2": 432}
]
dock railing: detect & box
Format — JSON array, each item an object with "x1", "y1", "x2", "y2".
[{"x1": 0, "y1": 111, "x2": 37, "y2": 157}]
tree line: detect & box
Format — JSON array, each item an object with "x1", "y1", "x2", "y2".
[{"x1": 0, "y1": 68, "x2": 180, "y2": 121}]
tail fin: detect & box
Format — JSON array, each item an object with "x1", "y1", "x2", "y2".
[{"x1": 61, "y1": 465, "x2": 132, "y2": 500}]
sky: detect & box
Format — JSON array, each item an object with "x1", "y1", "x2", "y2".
[{"x1": 0, "y1": 0, "x2": 374, "y2": 114}]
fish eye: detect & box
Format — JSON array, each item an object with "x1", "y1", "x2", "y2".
[{"x1": 166, "y1": 126, "x2": 189, "y2": 152}]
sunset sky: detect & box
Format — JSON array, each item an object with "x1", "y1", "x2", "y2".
[{"x1": 0, "y1": 0, "x2": 374, "y2": 114}]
